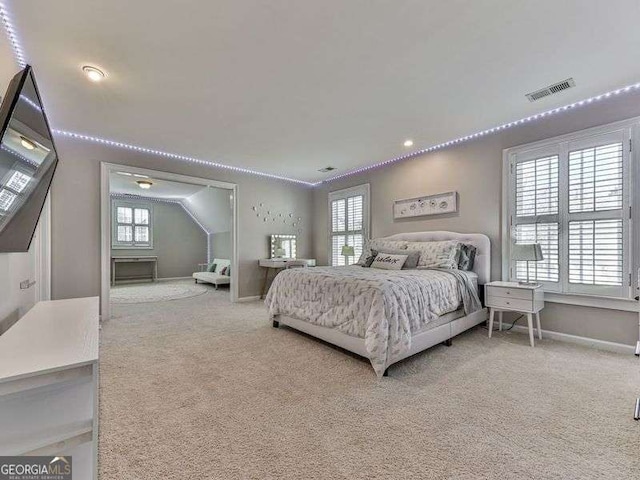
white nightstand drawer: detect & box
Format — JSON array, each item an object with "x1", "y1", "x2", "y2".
[
  {"x1": 486, "y1": 286, "x2": 533, "y2": 301},
  {"x1": 486, "y1": 295, "x2": 533, "y2": 312}
]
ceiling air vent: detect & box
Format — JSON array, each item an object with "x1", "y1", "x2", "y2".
[
  {"x1": 318, "y1": 166, "x2": 337, "y2": 173},
  {"x1": 526, "y1": 78, "x2": 575, "y2": 102}
]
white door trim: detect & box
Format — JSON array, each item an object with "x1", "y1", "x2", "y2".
[
  {"x1": 34, "y1": 194, "x2": 51, "y2": 302},
  {"x1": 100, "y1": 163, "x2": 239, "y2": 320}
]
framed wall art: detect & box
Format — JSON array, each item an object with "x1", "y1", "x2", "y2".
[{"x1": 393, "y1": 191, "x2": 457, "y2": 219}]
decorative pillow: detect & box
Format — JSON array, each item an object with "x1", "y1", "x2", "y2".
[
  {"x1": 224, "y1": 266, "x2": 231, "y2": 277},
  {"x1": 361, "y1": 249, "x2": 378, "y2": 268},
  {"x1": 220, "y1": 266, "x2": 228, "y2": 275},
  {"x1": 457, "y1": 244, "x2": 477, "y2": 271},
  {"x1": 376, "y1": 248, "x2": 421, "y2": 269},
  {"x1": 370, "y1": 253, "x2": 408, "y2": 270},
  {"x1": 356, "y1": 239, "x2": 409, "y2": 265},
  {"x1": 406, "y1": 240, "x2": 460, "y2": 269},
  {"x1": 207, "y1": 263, "x2": 217, "y2": 273}
]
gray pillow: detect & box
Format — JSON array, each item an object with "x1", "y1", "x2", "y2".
[
  {"x1": 361, "y1": 249, "x2": 378, "y2": 267},
  {"x1": 207, "y1": 263, "x2": 217, "y2": 273},
  {"x1": 457, "y1": 244, "x2": 477, "y2": 271},
  {"x1": 376, "y1": 248, "x2": 421, "y2": 269}
]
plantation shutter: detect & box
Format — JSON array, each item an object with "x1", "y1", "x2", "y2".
[
  {"x1": 507, "y1": 126, "x2": 631, "y2": 299},
  {"x1": 566, "y1": 136, "x2": 626, "y2": 296},
  {"x1": 512, "y1": 152, "x2": 560, "y2": 287},
  {"x1": 329, "y1": 185, "x2": 369, "y2": 266}
]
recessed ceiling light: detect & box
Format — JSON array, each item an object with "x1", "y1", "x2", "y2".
[
  {"x1": 82, "y1": 65, "x2": 105, "y2": 82},
  {"x1": 136, "y1": 180, "x2": 153, "y2": 189},
  {"x1": 403, "y1": 139, "x2": 414, "y2": 147},
  {"x1": 20, "y1": 136, "x2": 36, "y2": 150}
]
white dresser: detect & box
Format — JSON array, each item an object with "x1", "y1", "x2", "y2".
[
  {"x1": 485, "y1": 281, "x2": 544, "y2": 347},
  {"x1": 0, "y1": 297, "x2": 99, "y2": 479}
]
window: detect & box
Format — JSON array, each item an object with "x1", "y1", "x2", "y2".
[
  {"x1": 328, "y1": 184, "x2": 369, "y2": 265},
  {"x1": 112, "y1": 200, "x2": 153, "y2": 248},
  {"x1": 0, "y1": 169, "x2": 32, "y2": 214},
  {"x1": 504, "y1": 123, "x2": 635, "y2": 300}
]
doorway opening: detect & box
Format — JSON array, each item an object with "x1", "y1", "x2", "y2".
[{"x1": 100, "y1": 163, "x2": 238, "y2": 320}]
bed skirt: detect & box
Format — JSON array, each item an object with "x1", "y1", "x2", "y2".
[{"x1": 273, "y1": 307, "x2": 488, "y2": 374}]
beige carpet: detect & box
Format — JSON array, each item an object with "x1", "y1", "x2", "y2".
[
  {"x1": 101, "y1": 290, "x2": 640, "y2": 479},
  {"x1": 110, "y1": 279, "x2": 210, "y2": 304}
]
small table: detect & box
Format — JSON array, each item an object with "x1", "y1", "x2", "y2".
[
  {"x1": 485, "y1": 281, "x2": 544, "y2": 347},
  {"x1": 111, "y1": 255, "x2": 158, "y2": 286},
  {"x1": 259, "y1": 258, "x2": 316, "y2": 299}
]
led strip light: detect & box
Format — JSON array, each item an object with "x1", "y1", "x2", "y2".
[
  {"x1": 0, "y1": 2, "x2": 26, "y2": 68},
  {"x1": 1, "y1": 143, "x2": 39, "y2": 168},
  {"x1": 56, "y1": 130, "x2": 314, "y2": 186},
  {"x1": 3, "y1": 2, "x2": 640, "y2": 187},
  {"x1": 320, "y1": 81, "x2": 640, "y2": 184}
]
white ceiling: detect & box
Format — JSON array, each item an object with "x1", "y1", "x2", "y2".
[
  {"x1": 6, "y1": 0, "x2": 640, "y2": 182},
  {"x1": 110, "y1": 173, "x2": 205, "y2": 199}
]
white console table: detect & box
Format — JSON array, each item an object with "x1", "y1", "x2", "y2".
[
  {"x1": 259, "y1": 258, "x2": 316, "y2": 299},
  {"x1": 0, "y1": 297, "x2": 99, "y2": 479}
]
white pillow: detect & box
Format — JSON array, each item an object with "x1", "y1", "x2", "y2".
[
  {"x1": 356, "y1": 239, "x2": 408, "y2": 265},
  {"x1": 370, "y1": 253, "x2": 408, "y2": 270},
  {"x1": 405, "y1": 240, "x2": 460, "y2": 269}
]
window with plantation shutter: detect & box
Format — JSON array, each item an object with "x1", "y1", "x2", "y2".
[
  {"x1": 328, "y1": 184, "x2": 369, "y2": 266},
  {"x1": 112, "y1": 200, "x2": 153, "y2": 249},
  {"x1": 505, "y1": 123, "x2": 634, "y2": 300}
]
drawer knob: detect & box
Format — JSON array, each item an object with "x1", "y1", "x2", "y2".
[{"x1": 506, "y1": 291, "x2": 510, "y2": 294}]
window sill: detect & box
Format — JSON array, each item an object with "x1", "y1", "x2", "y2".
[
  {"x1": 545, "y1": 292, "x2": 638, "y2": 312},
  {"x1": 111, "y1": 245, "x2": 154, "y2": 250}
]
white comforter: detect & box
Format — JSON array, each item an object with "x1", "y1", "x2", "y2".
[{"x1": 264, "y1": 266, "x2": 475, "y2": 376}]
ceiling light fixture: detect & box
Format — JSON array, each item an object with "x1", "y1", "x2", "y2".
[
  {"x1": 20, "y1": 136, "x2": 36, "y2": 150},
  {"x1": 403, "y1": 139, "x2": 414, "y2": 147},
  {"x1": 82, "y1": 65, "x2": 105, "y2": 82},
  {"x1": 136, "y1": 180, "x2": 153, "y2": 189}
]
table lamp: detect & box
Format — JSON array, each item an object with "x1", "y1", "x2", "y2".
[
  {"x1": 512, "y1": 243, "x2": 544, "y2": 286},
  {"x1": 341, "y1": 245, "x2": 355, "y2": 265}
]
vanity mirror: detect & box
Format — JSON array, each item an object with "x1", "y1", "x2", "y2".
[{"x1": 270, "y1": 234, "x2": 297, "y2": 258}]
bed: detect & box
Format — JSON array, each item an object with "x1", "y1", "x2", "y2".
[{"x1": 265, "y1": 231, "x2": 490, "y2": 377}]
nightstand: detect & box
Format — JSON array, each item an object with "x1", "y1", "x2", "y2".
[{"x1": 485, "y1": 281, "x2": 544, "y2": 347}]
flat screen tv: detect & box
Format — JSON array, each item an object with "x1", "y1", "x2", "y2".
[{"x1": 0, "y1": 66, "x2": 59, "y2": 252}]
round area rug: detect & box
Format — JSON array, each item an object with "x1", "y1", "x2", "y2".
[{"x1": 110, "y1": 282, "x2": 210, "y2": 304}]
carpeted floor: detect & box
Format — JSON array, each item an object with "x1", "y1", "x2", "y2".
[
  {"x1": 110, "y1": 279, "x2": 210, "y2": 304},
  {"x1": 100, "y1": 289, "x2": 640, "y2": 479}
]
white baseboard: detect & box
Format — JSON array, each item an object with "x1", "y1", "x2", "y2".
[
  {"x1": 157, "y1": 276, "x2": 192, "y2": 282},
  {"x1": 507, "y1": 324, "x2": 635, "y2": 355},
  {"x1": 237, "y1": 295, "x2": 261, "y2": 303}
]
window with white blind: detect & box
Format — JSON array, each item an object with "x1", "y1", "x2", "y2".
[
  {"x1": 328, "y1": 184, "x2": 370, "y2": 266},
  {"x1": 112, "y1": 200, "x2": 153, "y2": 249},
  {"x1": 504, "y1": 122, "x2": 635, "y2": 300}
]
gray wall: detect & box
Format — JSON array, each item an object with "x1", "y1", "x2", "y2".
[
  {"x1": 112, "y1": 199, "x2": 207, "y2": 280},
  {"x1": 49, "y1": 137, "x2": 313, "y2": 301},
  {"x1": 210, "y1": 232, "x2": 232, "y2": 261},
  {"x1": 185, "y1": 187, "x2": 232, "y2": 234},
  {"x1": 312, "y1": 89, "x2": 640, "y2": 346}
]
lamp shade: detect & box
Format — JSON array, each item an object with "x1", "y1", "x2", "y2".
[
  {"x1": 512, "y1": 243, "x2": 544, "y2": 261},
  {"x1": 341, "y1": 245, "x2": 355, "y2": 256}
]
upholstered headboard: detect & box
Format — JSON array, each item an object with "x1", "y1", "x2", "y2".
[{"x1": 378, "y1": 231, "x2": 491, "y2": 285}]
